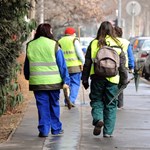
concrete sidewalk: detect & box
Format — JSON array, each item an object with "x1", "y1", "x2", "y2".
[{"x1": 0, "y1": 78, "x2": 150, "y2": 150}]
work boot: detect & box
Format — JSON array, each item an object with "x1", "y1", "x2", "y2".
[
  {"x1": 51, "y1": 130, "x2": 64, "y2": 136},
  {"x1": 38, "y1": 133, "x2": 48, "y2": 138},
  {"x1": 93, "y1": 121, "x2": 104, "y2": 136}
]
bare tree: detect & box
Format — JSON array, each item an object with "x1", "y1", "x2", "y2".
[{"x1": 35, "y1": 0, "x2": 117, "y2": 37}]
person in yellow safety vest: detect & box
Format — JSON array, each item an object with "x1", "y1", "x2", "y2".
[
  {"x1": 58, "y1": 27, "x2": 85, "y2": 106},
  {"x1": 82, "y1": 21, "x2": 128, "y2": 138},
  {"x1": 114, "y1": 26, "x2": 135, "y2": 109},
  {"x1": 24, "y1": 23, "x2": 70, "y2": 137}
]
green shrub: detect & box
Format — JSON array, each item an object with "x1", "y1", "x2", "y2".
[{"x1": 0, "y1": 0, "x2": 36, "y2": 116}]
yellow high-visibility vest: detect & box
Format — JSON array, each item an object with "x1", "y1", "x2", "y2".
[
  {"x1": 59, "y1": 36, "x2": 82, "y2": 73},
  {"x1": 27, "y1": 37, "x2": 62, "y2": 90}
]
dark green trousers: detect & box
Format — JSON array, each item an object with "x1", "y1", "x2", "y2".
[{"x1": 89, "y1": 78, "x2": 118, "y2": 135}]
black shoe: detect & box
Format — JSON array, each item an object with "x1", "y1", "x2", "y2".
[
  {"x1": 51, "y1": 130, "x2": 64, "y2": 136},
  {"x1": 93, "y1": 121, "x2": 104, "y2": 136},
  {"x1": 38, "y1": 133, "x2": 48, "y2": 138}
]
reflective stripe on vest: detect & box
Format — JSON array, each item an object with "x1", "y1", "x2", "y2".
[
  {"x1": 30, "y1": 71, "x2": 59, "y2": 76},
  {"x1": 58, "y1": 36, "x2": 82, "y2": 67},
  {"x1": 30, "y1": 62, "x2": 56, "y2": 66},
  {"x1": 90, "y1": 36, "x2": 122, "y2": 84},
  {"x1": 63, "y1": 51, "x2": 75, "y2": 54},
  {"x1": 27, "y1": 37, "x2": 62, "y2": 86}
]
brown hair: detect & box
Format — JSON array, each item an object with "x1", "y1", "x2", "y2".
[
  {"x1": 114, "y1": 26, "x2": 123, "y2": 37},
  {"x1": 96, "y1": 21, "x2": 117, "y2": 46},
  {"x1": 34, "y1": 23, "x2": 54, "y2": 40}
]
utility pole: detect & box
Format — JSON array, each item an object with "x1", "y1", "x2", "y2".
[
  {"x1": 118, "y1": 0, "x2": 122, "y2": 27},
  {"x1": 146, "y1": 8, "x2": 150, "y2": 36},
  {"x1": 39, "y1": 0, "x2": 44, "y2": 24},
  {"x1": 29, "y1": 0, "x2": 36, "y2": 19},
  {"x1": 131, "y1": 2, "x2": 135, "y2": 37}
]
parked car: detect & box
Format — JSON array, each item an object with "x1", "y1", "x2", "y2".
[
  {"x1": 131, "y1": 37, "x2": 150, "y2": 70},
  {"x1": 142, "y1": 52, "x2": 150, "y2": 80},
  {"x1": 80, "y1": 37, "x2": 94, "y2": 54}
]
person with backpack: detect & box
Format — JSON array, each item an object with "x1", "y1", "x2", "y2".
[
  {"x1": 24, "y1": 23, "x2": 70, "y2": 137},
  {"x1": 114, "y1": 26, "x2": 135, "y2": 109},
  {"x1": 82, "y1": 21, "x2": 128, "y2": 138},
  {"x1": 58, "y1": 27, "x2": 85, "y2": 106}
]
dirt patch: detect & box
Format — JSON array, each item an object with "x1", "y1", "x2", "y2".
[{"x1": 0, "y1": 53, "x2": 34, "y2": 143}]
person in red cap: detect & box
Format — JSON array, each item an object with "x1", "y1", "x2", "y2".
[{"x1": 58, "y1": 27, "x2": 85, "y2": 106}]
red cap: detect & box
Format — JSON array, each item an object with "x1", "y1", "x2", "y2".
[{"x1": 64, "y1": 27, "x2": 76, "y2": 35}]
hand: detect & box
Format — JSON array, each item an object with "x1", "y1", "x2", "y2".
[
  {"x1": 63, "y1": 84, "x2": 70, "y2": 96},
  {"x1": 118, "y1": 80, "x2": 128, "y2": 89},
  {"x1": 82, "y1": 80, "x2": 89, "y2": 90},
  {"x1": 129, "y1": 69, "x2": 134, "y2": 74},
  {"x1": 80, "y1": 65, "x2": 83, "y2": 71},
  {"x1": 63, "y1": 84, "x2": 69, "y2": 89},
  {"x1": 118, "y1": 83, "x2": 127, "y2": 89}
]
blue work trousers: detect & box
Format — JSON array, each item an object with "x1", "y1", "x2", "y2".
[
  {"x1": 69, "y1": 72, "x2": 81, "y2": 104},
  {"x1": 34, "y1": 90, "x2": 62, "y2": 136}
]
